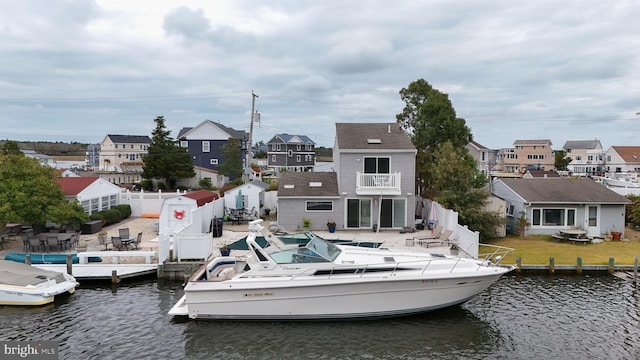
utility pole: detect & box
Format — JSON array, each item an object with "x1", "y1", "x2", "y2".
[{"x1": 247, "y1": 91, "x2": 259, "y2": 179}]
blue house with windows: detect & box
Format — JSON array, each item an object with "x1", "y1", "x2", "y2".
[
  {"x1": 491, "y1": 178, "x2": 631, "y2": 238},
  {"x1": 177, "y1": 120, "x2": 248, "y2": 182}
]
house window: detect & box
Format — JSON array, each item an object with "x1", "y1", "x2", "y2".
[
  {"x1": 306, "y1": 144, "x2": 312, "y2": 151},
  {"x1": 180, "y1": 141, "x2": 188, "y2": 148},
  {"x1": 532, "y1": 208, "x2": 576, "y2": 227},
  {"x1": 130, "y1": 144, "x2": 134, "y2": 149},
  {"x1": 588, "y1": 206, "x2": 597, "y2": 226},
  {"x1": 210, "y1": 159, "x2": 218, "y2": 165},
  {"x1": 271, "y1": 144, "x2": 276, "y2": 151},
  {"x1": 202, "y1": 141, "x2": 210, "y2": 153},
  {"x1": 288, "y1": 150, "x2": 293, "y2": 157},
  {"x1": 271, "y1": 155, "x2": 276, "y2": 162},
  {"x1": 296, "y1": 155, "x2": 301, "y2": 162},
  {"x1": 297, "y1": 144, "x2": 301, "y2": 151},
  {"x1": 277, "y1": 144, "x2": 281, "y2": 151},
  {"x1": 364, "y1": 157, "x2": 390, "y2": 174},
  {"x1": 306, "y1": 201, "x2": 333, "y2": 211},
  {"x1": 115, "y1": 144, "x2": 118, "y2": 149}
]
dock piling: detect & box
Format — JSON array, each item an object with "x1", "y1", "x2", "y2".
[
  {"x1": 66, "y1": 254, "x2": 73, "y2": 276},
  {"x1": 549, "y1": 257, "x2": 555, "y2": 274},
  {"x1": 577, "y1": 257, "x2": 582, "y2": 275}
]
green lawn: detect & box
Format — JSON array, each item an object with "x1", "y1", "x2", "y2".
[{"x1": 482, "y1": 232, "x2": 640, "y2": 265}]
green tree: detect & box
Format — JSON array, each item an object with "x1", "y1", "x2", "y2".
[
  {"x1": 142, "y1": 116, "x2": 195, "y2": 189},
  {"x1": 217, "y1": 137, "x2": 243, "y2": 181},
  {"x1": 0, "y1": 151, "x2": 88, "y2": 227},
  {"x1": 1, "y1": 140, "x2": 22, "y2": 155},
  {"x1": 432, "y1": 142, "x2": 501, "y2": 240},
  {"x1": 554, "y1": 150, "x2": 571, "y2": 171},
  {"x1": 396, "y1": 79, "x2": 473, "y2": 196}
]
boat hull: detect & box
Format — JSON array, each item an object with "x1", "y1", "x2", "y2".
[
  {"x1": 0, "y1": 260, "x2": 78, "y2": 306},
  {"x1": 172, "y1": 269, "x2": 510, "y2": 320}
]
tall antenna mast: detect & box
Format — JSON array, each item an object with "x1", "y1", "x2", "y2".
[{"x1": 247, "y1": 91, "x2": 259, "y2": 171}]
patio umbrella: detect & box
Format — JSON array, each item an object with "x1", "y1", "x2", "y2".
[
  {"x1": 235, "y1": 189, "x2": 243, "y2": 209},
  {"x1": 427, "y1": 201, "x2": 438, "y2": 230}
]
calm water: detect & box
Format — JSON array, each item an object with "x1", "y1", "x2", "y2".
[{"x1": 1, "y1": 274, "x2": 639, "y2": 359}]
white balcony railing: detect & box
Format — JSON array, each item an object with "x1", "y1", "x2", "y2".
[{"x1": 356, "y1": 172, "x2": 402, "y2": 195}]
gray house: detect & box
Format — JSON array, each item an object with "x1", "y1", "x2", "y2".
[
  {"x1": 491, "y1": 178, "x2": 631, "y2": 238},
  {"x1": 277, "y1": 172, "x2": 341, "y2": 231},
  {"x1": 334, "y1": 123, "x2": 417, "y2": 230},
  {"x1": 276, "y1": 122, "x2": 417, "y2": 232}
]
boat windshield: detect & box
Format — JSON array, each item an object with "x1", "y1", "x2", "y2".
[
  {"x1": 268, "y1": 235, "x2": 342, "y2": 264},
  {"x1": 305, "y1": 235, "x2": 341, "y2": 262}
]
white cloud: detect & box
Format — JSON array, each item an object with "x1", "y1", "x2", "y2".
[{"x1": 0, "y1": 0, "x2": 639, "y2": 149}]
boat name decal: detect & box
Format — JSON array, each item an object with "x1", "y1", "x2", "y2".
[
  {"x1": 243, "y1": 292, "x2": 274, "y2": 297},
  {"x1": 281, "y1": 266, "x2": 301, "y2": 270}
]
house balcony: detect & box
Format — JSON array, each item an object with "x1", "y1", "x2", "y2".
[{"x1": 356, "y1": 172, "x2": 402, "y2": 195}]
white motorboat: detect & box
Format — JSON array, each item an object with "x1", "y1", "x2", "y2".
[
  {"x1": 603, "y1": 176, "x2": 640, "y2": 188},
  {"x1": 169, "y1": 220, "x2": 514, "y2": 320},
  {"x1": 0, "y1": 260, "x2": 78, "y2": 306}
]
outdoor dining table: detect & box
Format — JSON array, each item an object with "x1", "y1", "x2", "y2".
[{"x1": 38, "y1": 232, "x2": 74, "y2": 250}]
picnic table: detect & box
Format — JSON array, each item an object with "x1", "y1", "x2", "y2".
[{"x1": 552, "y1": 229, "x2": 591, "y2": 245}]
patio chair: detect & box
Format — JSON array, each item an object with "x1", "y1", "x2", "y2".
[
  {"x1": 46, "y1": 236, "x2": 62, "y2": 252},
  {"x1": 119, "y1": 228, "x2": 131, "y2": 239},
  {"x1": 29, "y1": 237, "x2": 43, "y2": 253},
  {"x1": 416, "y1": 229, "x2": 453, "y2": 248},
  {"x1": 97, "y1": 234, "x2": 111, "y2": 250},
  {"x1": 111, "y1": 236, "x2": 126, "y2": 251},
  {"x1": 130, "y1": 232, "x2": 142, "y2": 250}
]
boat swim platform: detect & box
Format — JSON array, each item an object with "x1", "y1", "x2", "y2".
[{"x1": 32, "y1": 251, "x2": 158, "y2": 281}]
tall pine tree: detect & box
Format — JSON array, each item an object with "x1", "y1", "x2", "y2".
[{"x1": 142, "y1": 116, "x2": 195, "y2": 189}]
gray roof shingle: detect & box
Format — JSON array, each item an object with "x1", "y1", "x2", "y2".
[
  {"x1": 335, "y1": 123, "x2": 415, "y2": 150},
  {"x1": 498, "y1": 178, "x2": 631, "y2": 204},
  {"x1": 277, "y1": 172, "x2": 339, "y2": 197}
]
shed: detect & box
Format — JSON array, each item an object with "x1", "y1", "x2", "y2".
[
  {"x1": 183, "y1": 189, "x2": 219, "y2": 207},
  {"x1": 56, "y1": 177, "x2": 122, "y2": 215},
  {"x1": 223, "y1": 181, "x2": 269, "y2": 217},
  {"x1": 158, "y1": 196, "x2": 198, "y2": 235}
]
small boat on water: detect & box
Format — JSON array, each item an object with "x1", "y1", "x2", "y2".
[
  {"x1": 0, "y1": 260, "x2": 78, "y2": 306},
  {"x1": 169, "y1": 220, "x2": 514, "y2": 320},
  {"x1": 4, "y1": 253, "x2": 102, "y2": 264}
]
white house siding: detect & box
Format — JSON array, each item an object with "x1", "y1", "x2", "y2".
[{"x1": 77, "y1": 179, "x2": 122, "y2": 215}]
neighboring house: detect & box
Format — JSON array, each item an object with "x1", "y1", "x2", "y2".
[
  {"x1": 177, "y1": 120, "x2": 248, "y2": 182},
  {"x1": 56, "y1": 176, "x2": 122, "y2": 215},
  {"x1": 98, "y1": 134, "x2": 151, "y2": 172},
  {"x1": 522, "y1": 169, "x2": 561, "y2": 178},
  {"x1": 223, "y1": 181, "x2": 270, "y2": 217},
  {"x1": 334, "y1": 123, "x2": 416, "y2": 230},
  {"x1": 604, "y1": 146, "x2": 640, "y2": 174},
  {"x1": 496, "y1": 139, "x2": 555, "y2": 173},
  {"x1": 21, "y1": 149, "x2": 55, "y2": 167},
  {"x1": 266, "y1": 133, "x2": 316, "y2": 173},
  {"x1": 562, "y1": 140, "x2": 605, "y2": 176},
  {"x1": 491, "y1": 178, "x2": 631, "y2": 238},
  {"x1": 277, "y1": 172, "x2": 342, "y2": 231},
  {"x1": 466, "y1": 140, "x2": 496, "y2": 178},
  {"x1": 178, "y1": 166, "x2": 224, "y2": 190}
]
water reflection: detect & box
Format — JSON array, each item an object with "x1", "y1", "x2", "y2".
[
  {"x1": 1, "y1": 275, "x2": 639, "y2": 359},
  {"x1": 181, "y1": 306, "x2": 500, "y2": 360}
]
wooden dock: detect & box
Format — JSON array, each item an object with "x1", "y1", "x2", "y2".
[{"x1": 32, "y1": 251, "x2": 158, "y2": 281}]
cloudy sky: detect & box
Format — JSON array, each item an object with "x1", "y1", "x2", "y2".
[{"x1": 1, "y1": 1, "x2": 639, "y2": 150}]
